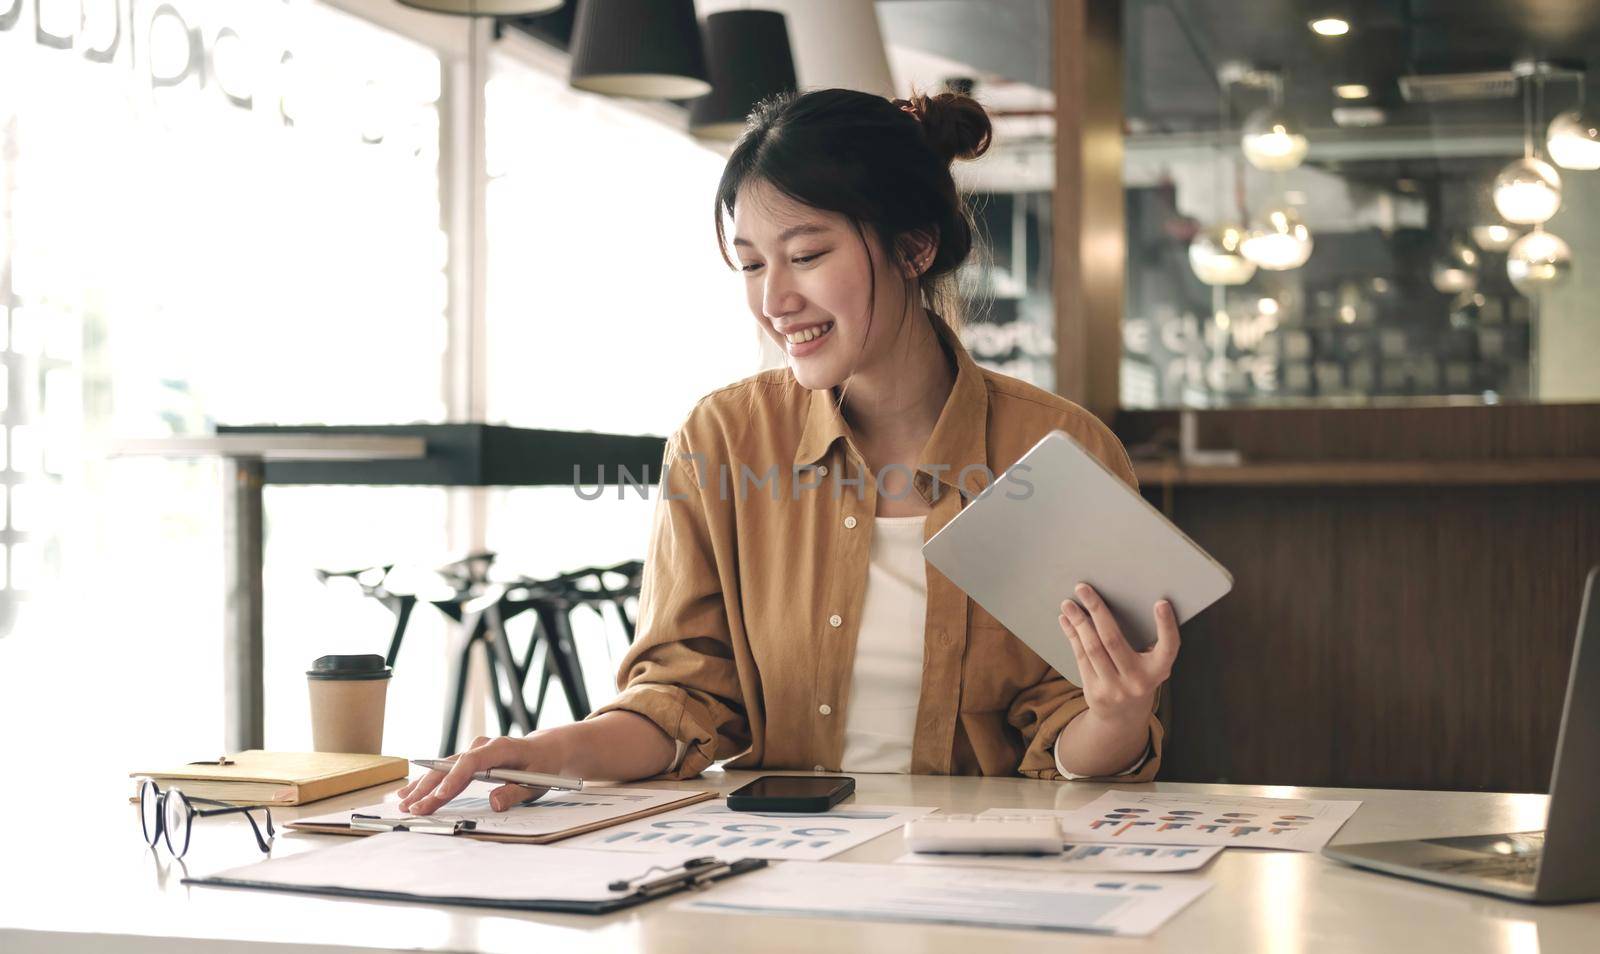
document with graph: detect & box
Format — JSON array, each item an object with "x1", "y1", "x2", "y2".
[
  {"x1": 288, "y1": 781, "x2": 713, "y2": 844},
  {"x1": 562, "y1": 800, "x2": 934, "y2": 861},
  {"x1": 984, "y1": 792, "x2": 1361, "y2": 852}
]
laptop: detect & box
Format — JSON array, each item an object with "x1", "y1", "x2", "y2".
[
  {"x1": 1323, "y1": 567, "x2": 1600, "y2": 903},
  {"x1": 920, "y1": 429, "x2": 1232, "y2": 687}
]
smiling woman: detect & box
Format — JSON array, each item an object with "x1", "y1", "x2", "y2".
[{"x1": 399, "y1": 87, "x2": 1175, "y2": 817}]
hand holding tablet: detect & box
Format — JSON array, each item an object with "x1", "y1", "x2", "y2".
[{"x1": 921, "y1": 429, "x2": 1232, "y2": 687}]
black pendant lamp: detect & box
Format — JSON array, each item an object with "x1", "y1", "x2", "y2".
[
  {"x1": 569, "y1": 0, "x2": 711, "y2": 99},
  {"x1": 689, "y1": 9, "x2": 798, "y2": 140},
  {"x1": 396, "y1": 0, "x2": 565, "y2": 14}
]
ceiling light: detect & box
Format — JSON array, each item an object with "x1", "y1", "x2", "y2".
[
  {"x1": 1188, "y1": 225, "x2": 1258, "y2": 286},
  {"x1": 1547, "y1": 108, "x2": 1600, "y2": 170},
  {"x1": 1334, "y1": 83, "x2": 1368, "y2": 99},
  {"x1": 1241, "y1": 206, "x2": 1314, "y2": 270},
  {"x1": 1240, "y1": 107, "x2": 1308, "y2": 171},
  {"x1": 397, "y1": 0, "x2": 564, "y2": 13},
  {"x1": 1331, "y1": 106, "x2": 1385, "y2": 127},
  {"x1": 1492, "y1": 157, "x2": 1562, "y2": 224},
  {"x1": 1310, "y1": 18, "x2": 1350, "y2": 36},
  {"x1": 1470, "y1": 223, "x2": 1518, "y2": 251},
  {"x1": 689, "y1": 10, "x2": 798, "y2": 140},
  {"x1": 1506, "y1": 229, "x2": 1572, "y2": 294},
  {"x1": 569, "y1": 0, "x2": 712, "y2": 100}
]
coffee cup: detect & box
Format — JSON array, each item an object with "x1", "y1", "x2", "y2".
[{"x1": 307, "y1": 654, "x2": 392, "y2": 754}]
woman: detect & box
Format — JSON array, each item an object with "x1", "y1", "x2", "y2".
[{"x1": 399, "y1": 88, "x2": 1179, "y2": 816}]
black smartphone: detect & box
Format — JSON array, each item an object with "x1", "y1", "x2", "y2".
[{"x1": 726, "y1": 775, "x2": 855, "y2": 813}]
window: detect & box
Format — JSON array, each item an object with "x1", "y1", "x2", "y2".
[{"x1": 0, "y1": 0, "x2": 452, "y2": 763}]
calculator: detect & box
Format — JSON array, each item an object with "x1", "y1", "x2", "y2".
[{"x1": 903, "y1": 814, "x2": 1065, "y2": 854}]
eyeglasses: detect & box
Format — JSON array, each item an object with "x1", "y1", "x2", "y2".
[{"x1": 136, "y1": 778, "x2": 275, "y2": 859}]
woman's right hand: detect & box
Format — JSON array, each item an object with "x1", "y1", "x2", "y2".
[{"x1": 396, "y1": 731, "x2": 571, "y2": 816}]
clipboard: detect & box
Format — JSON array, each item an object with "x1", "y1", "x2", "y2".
[
  {"x1": 286, "y1": 786, "x2": 715, "y2": 844},
  {"x1": 183, "y1": 834, "x2": 769, "y2": 915}
]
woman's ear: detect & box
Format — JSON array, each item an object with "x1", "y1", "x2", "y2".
[{"x1": 897, "y1": 228, "x2": 940, "y2": 278}]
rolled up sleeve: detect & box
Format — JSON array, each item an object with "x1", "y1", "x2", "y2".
[
  {"x1": 1009, "y1": 679, "x2": 1165, "y2": 782},
  {"x1": 587, "y1": 428, "x2": 750, "y2": 779}
]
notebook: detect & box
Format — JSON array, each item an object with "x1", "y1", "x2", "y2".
[{"x1": 129, "y1": 750, "x2": 409, "y2": 806}]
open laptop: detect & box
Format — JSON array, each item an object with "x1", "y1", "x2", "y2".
[{"x1": 1323, "y1": 567, "x2": 1600, "y2": 903}]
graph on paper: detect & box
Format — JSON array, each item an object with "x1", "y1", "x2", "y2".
[
  {"x1": 563, "y1": 800, "x2": 934, "y2": 861},
  {"x1": 984, "y1": 792, "x2": 1361, "y2": 852}
]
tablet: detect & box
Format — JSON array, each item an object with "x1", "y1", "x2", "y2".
[{"x1": 921, "y1": 429, "x2": 1232, "y2": 686}]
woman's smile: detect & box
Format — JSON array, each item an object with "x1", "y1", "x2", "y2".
[{"x1": 782, "y1": 320, "x2": 836, "y2": 356}]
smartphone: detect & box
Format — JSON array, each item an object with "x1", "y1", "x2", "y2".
[{"x1": 726, "y1": 775, "x2": 856, "y2": 813}]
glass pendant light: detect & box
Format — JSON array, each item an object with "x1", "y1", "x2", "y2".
[
  {"x1": 1494, "y1": 65, "x2": 1563, "y2": 225},
  {"x1": 1547, "y1": 107, "x2": 1600, "y2": 170},
  {"x1": 1429, "y1": 234, "x2": 1478, "y2": 294},
  {"x1": 1190, "y1": 224, "x2": 1258, "y2": 285},
  {"x1": 1190, "y1": 85, "x2": 1257, "y2": 286},
  {"x1": 1506, "y1": 228, "x2": 1572, "y2": 294},
  {"x1": 1241, "y1": 206, "x2": 1313, "y2": 270},
  {"x1": 1470, "y1": 223, "x2": 1518, "y2": 252},
  {"x1": 1241, "y1": 106, "x2": 1308, "y2": 171},
  {"x1": 1493, "y1": 157, "x2": 1562, "y2": 224}
]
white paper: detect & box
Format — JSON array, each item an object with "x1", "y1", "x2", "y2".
[
  {"x1": 986, "y1": 792, "x2": 1361, "y2": 852},
  {"x1": 199, "y1": 832, "x2": 709, "y2": 904},
  {"x1": 562, "y1": 800, "x2": 934, "y2": 861},
  {"x1": 291, "y1": 781, "x2": 706, "y2": 838},
  {"x1": 677, "y1": 860, "x2": 1210, "y2": 936},
  {"x1": 896, "y1": 841, "x2": 1223, "y2": 873}
]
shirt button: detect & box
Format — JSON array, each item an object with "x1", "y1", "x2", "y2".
[
  {"x1": 818, "y1": 465, "x2": 828, "y2": 477},
  {"x1": 843, "y1": 515, "x2": 857, "y2": 529},
  {"x1": 818, "y1": 704, "x2": 832, "y2": 715},
  {"x1": 829, "y1": 614, "x2": 842, "y2": 627}
]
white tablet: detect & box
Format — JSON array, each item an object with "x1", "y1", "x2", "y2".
[{"x1": 921, "y1": 429, "x2": 1232, "y2": 686}]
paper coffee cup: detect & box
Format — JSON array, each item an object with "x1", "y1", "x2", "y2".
[{"x1": 307, "y1": 654, "x2": 392, "y2": 754}]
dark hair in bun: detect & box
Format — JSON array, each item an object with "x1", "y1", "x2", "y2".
[
  {"x1": 714, "y1": 86, "x2": 994, "y2": 338},
  {"x1": 893, "y1": 90, "x2": 994, "y2": 166}
]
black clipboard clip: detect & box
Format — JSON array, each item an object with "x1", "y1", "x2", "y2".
[
  {"x1": 350, "y1": 813, "x2": 478, "y2": 836},
  {"x1": 608, "y1": 855, "x2": 769, "y2": 899}
]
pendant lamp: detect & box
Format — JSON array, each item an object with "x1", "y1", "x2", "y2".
[
  {"x1": 396, "y1": 0, "x2": 564, "y2": 14},
  {"x1": 689, "y1": 10, "x2": 798, "y2": 141},
  {"x1": 569, "y1": 0, "x2": 711, "y2": 99}
]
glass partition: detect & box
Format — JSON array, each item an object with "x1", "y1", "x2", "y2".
[{"x1": 1120, "y1": 0, "x2": 1600, "y2": 407}]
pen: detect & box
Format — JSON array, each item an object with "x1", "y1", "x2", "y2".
[{"x1": 409, "y1": 758, "x2": 586, "y2": 793}]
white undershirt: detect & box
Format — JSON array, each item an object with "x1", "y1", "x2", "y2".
[{"x1": 839, "y1": 515, "x2": 930, "y2": 773}]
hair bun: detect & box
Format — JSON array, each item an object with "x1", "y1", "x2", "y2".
[{"x1": 895, "y1": 90, "x2": 993, "y2": 165}]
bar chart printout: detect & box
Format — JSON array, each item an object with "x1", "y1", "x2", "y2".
[
  {"x1": 564, "y1": 801, "x2": 934, "y2": 861},
  {"x1": 984, "y1": 793, "x2": 1361, "y2": 852}
]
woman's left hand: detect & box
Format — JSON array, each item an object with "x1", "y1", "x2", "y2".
[{"x1": 1059, "y1": 582, "x2": 1180, "y2": 722}]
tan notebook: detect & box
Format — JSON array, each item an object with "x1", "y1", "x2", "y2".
[{"x1": 129, "y1": 751, "x2": 409, "y2": 806}]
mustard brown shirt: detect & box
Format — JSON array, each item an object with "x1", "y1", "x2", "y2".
[{"x1": 591, "y1": 313, "x2": 1164, "y2": 781}]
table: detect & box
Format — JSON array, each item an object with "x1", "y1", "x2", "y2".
[
  {"x1": 4, "y1": 771, "x2": 1596, "y2": 953},
  {"x1": 110, "y1": 425, "x2": 667, "y2": 753}
]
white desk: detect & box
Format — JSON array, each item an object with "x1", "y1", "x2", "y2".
[{"x1": 4, "y1": 771, "x2": 1596, "y2": 953}]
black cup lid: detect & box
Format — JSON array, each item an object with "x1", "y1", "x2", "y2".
[{"x1": 307, "y1": 654, "x2": 392, "y2": 680}]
